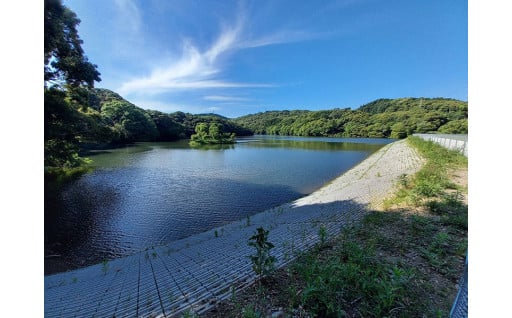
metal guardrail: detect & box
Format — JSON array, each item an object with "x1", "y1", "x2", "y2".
[
  {"x1": 413, "y1": 134, "x2": 468, "y2": 157},
  {"x1": 450, "y1": 255, "x2": 468, "y2": 318}
]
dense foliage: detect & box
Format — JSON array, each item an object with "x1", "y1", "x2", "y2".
[
  {"x1": 84, "y1": 89, "x2": 252, "y2": 143},
  {"x1": 44, "y1": 0, "x2": 101, "y2": 87},
  {"x1": 234, "y1": 98, "x2": 468, "y2": 138},
  {"x1": 46, "y1": 87, "x2": 252, "y2": 165},
  {"x1": 54, "y1": 87, "x2": 253, "y2": 147}
]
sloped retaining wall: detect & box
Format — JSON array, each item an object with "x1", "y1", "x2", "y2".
[{"x1": 413, "y1": 134, "x2": 468, "y2": 157}]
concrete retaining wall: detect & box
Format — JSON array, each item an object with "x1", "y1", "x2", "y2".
[
  {"x1": 413, "y1": 134, "x2": 468, "y2": 157},
  {"x1": 414, "y1": 133, "x2": 468, "y2": 317}
]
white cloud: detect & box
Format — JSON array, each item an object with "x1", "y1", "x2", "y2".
[
  {"x1": 205, "y1": 24, "x2": 241, "y2": 63},
  {"x1": 203, "y1": 95, "x2": 252, "y2": 102},
  {"x1": 117, "y1": 6, "x2": 321, "y2": 97},
  {"x1": 117, "y1": 23, "x2": 276, "y2": 95},
  {"x1": 114, "y1": 0, "x2": 142, "y2": 33},
  {"x1": 129, "y1": 99, "x2": 202, "y2": 114},
  {"x1": 239, "y1": 29, "x2": 321, "y2": 49},
  {"x1": 120, "y1": 78, "x2": 273, "y2": 96},
  {"x1": 207, "y1": 106, "x2": 222, "y2": 113}
]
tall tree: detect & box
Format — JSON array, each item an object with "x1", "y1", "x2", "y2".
[
  {"x1": 44, "y1": 0, "x2": 100, "y2": 88},
  {"x1": 44, "y1": 0, "x2": 101, "y2": 169}
]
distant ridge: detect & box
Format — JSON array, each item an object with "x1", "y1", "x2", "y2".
[
  {"x1": 233, "y1": 97, "x2": 467, "y2": 138},
  {"x1": 196, "y1": 113, "x2": 230, "y2": 119}
]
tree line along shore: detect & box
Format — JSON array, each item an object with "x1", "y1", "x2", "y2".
[{"x1": 46, "y1": 85, "x2": 467, "y2": 170}]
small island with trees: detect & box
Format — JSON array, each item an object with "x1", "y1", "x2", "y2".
[{"x1": 190, "y1": 122, "x2": 236, "y2": 145}]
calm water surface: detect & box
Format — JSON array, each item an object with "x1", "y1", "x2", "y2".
[{"x1": 45, "y1": 136, "x2": 393, "y2": 274}]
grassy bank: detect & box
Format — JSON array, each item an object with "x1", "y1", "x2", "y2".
[{"x1": 203, "y1": 136, "x2": 468, "y2": 318}]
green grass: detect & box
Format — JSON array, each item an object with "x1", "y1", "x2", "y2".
[
  {"x1": 318, "y1": 225, "x2": 328, "y2": 248},
  {"x1": 290, "y1": 238, "x2": 415, "y2": 317},
  {"x1": 384, "y1": 136, "x2": 467, "y2": 209},
  {"x1": 101, "y1": 260, "x2": 109, "y2": 274},
  {"x1": 241, "y1": 305, "x2": 259, "y2": 318},
  {"x1": 182, "y1": 309, "x2": 199, "y2": 318},
  {"x1": 45, "y1": 165, "x2": 93, "y2": 200}
]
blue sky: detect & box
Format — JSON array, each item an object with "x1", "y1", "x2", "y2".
[{"x1": 63, "y1": 0, "x2": 467, "y2": 118}]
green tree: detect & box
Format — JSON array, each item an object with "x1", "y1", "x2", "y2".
[
  {"x1": 44, "y1": 0, "x2": 101, "y2": 169},
  {"x1": 44, "y1": 89, "x2": 87, "y2": 167},
  {"x1": 147, "y1": 110, "x2": 184, "y2": 141},
  {"x1": 45, "y1": 0, "x2": 100, "y2": 87},
  {"x1": 190, "y1": 122, "x2": 235, "y2": 145},
  {"x1": 101, "y1": 101, "x2": 158, "y2": 142},
  {"x1": 438, "y1": 119, "x2": 468, "y2": 134},
  {"x1": 190, "y1": 122, "x2": 210, "y2": 143},
  {"x1": 390, "y1": 122, "x2": 408, "y2": 139},
  {"x1": 208, "y1": 122, "x2": 222, "y2": 140}
]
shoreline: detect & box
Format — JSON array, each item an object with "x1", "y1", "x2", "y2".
[
  {"x1": 45, "y1": 140, "x2": 422, "y2": 277},
  {"x1": 44, "y1": 139, "x2": 391, "y2": 276},
  {"x1": 45, "y1": 139, "x2": 425, "y2": 317}
]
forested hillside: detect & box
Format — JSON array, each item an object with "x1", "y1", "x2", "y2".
[
  {"x1": 233, "y1": 97, "x2": 467, "y2": 138},
  {"x1": 82, "y1": 88, "x2": 252, "y2": 144},
  {"x1": 46, "y1": 86, "x2": 253, "y2": 168}
]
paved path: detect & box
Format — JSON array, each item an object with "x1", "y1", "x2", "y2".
[{"x1": 44, "y1": 140, "x2": 424, "y2": 318}]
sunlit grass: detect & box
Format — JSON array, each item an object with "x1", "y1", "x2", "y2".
[{"x1": 384, "y1": 136, "x2": 467, "y2": 209}]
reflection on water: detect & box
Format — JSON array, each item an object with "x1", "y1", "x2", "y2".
[{"x1": 45, "y1": 136, "x2": 393, "y2": 274}]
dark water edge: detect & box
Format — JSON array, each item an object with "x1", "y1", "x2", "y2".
[{"x1": 45, "y1": 181, "x2": 304, "y2": 275}]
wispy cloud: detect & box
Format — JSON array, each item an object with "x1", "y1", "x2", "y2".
[
  {"x1": 207, "y1": 106, "x2": 221, "y2": 113},
  {"x1": 114, "y1": 0, "x2": 142, "y2": 33},
  {"x1": 129, "y1": 98, "x2": 204, "y2": 114},
  {"x1": 117, "y1": 7, "x2": 320, "y2": 97},
  {"x1": 203, "y1": 95, "x2": 252, "y2": 102},
  {"x1": 118, "y1": 23, "x2": 274, "y2": 95},
  {"x1": 239, "y1": 29, "x2": 323, "y2": 48}
]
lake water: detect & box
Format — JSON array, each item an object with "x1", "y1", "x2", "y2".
[{"x1": 45, "y1": 136, "x2": 393, "y2": 274}]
